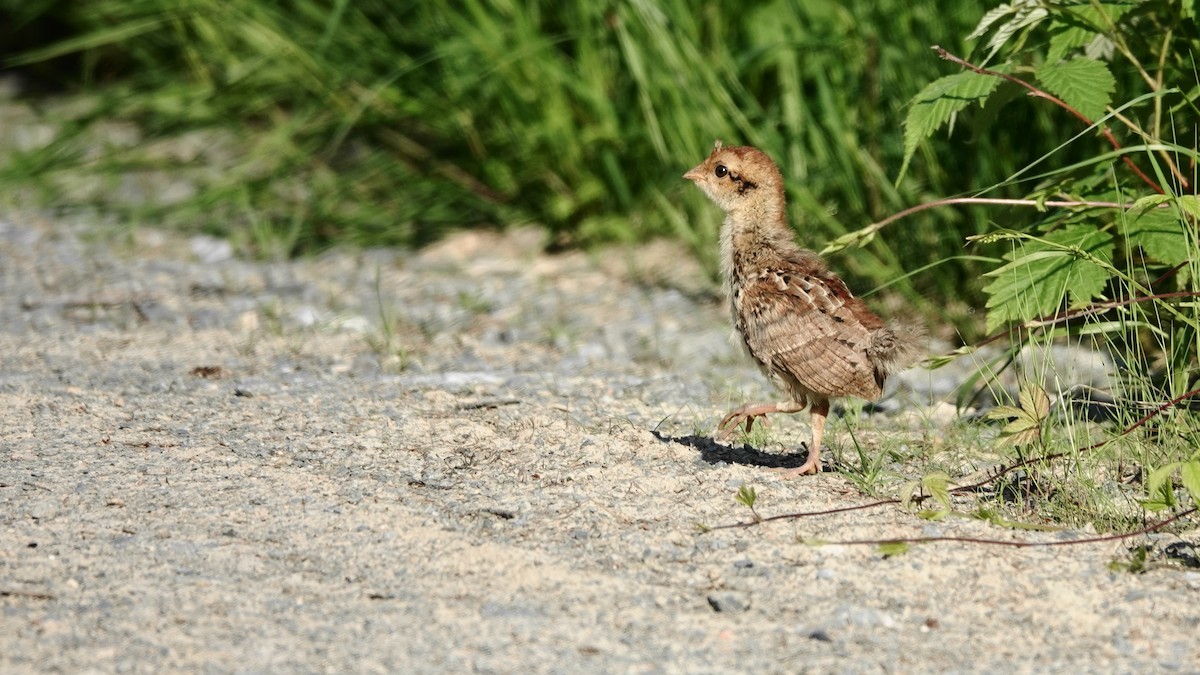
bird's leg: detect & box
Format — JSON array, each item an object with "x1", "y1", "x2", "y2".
[
  {"x1": 775, "y1": 399, "x2": 830, "y2": 477},
  {"x1": 715, "y1": 400, "x2": 806, "y2": 441}
]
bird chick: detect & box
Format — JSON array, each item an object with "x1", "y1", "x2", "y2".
[{"x1": 684, "y1": 141, "x2": 923, "y2": 476}]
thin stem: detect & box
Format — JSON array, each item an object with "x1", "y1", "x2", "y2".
[
  {"x1": 705, "y1": 499, "x2": 901, "y2": 531},
  {"x1": 823, "y1": 195, "x2": 1135, "y2": 255},
  {"x1": 1106, "y1": 106, "x2": 1190, "y2": 190},
  {"x1": 1154, "y1": 28, "x2": 1171, "y2": 140},
  {"x1": 967, "y1": 289, "x2": 1200, "y2": 351},
  {"x1": 1088, "y1": 0, "x2": 1158, "y2": 91},
  {"x1": 810, "y1": 507, "x2": 1195, "y2": 549},
  {"x1": 877, "y1": 196, "x2": 1128, "y2": 230}
]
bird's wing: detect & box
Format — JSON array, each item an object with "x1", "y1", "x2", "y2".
[{"x1": 736, "y1": 266, "x2": 884, "y2": 400}]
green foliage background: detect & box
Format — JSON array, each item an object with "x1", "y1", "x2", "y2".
[
  {"x1": 0, "y1": 1, "x2": 1194, "y2": 340},
  {"x1": 0, "y1": 0, "x2": 1045, "y2": 328}
]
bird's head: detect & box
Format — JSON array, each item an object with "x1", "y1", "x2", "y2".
[{"x1": 683, "y1": 140, "x2": 786, "y2": 219}]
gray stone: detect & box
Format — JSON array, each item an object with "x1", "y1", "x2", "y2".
[{"x1": 706, "y1": 591, "x2": 750, "y2": 613}]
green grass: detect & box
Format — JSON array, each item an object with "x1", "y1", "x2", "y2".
[{"x1": 0, "y1": 0, "x2": 1044, "y2": 331}]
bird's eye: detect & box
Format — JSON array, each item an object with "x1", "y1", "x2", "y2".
[{"x1": 714, "y1": 165, "x2": 728, "y2": 178}]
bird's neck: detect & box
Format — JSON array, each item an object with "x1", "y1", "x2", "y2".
[{"x1": 719, "y1": 210, "x2": 794, "y2": 286}]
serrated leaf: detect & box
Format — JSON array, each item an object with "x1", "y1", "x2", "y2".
[
  {"x1": 1047, "y1": 3, "x2": 1134, "y2": 62},
  {"x1": 999, "y1": 419, "x2": 1041, "y2": 447},
  {"x1": 968, "y1": 4, "x2": 1022, "y2": 41},
  {"x1": 1047, "y1": 24, "x2": 1093, "y2": 63},
  {"x1": 922, "y1": 472, "x2": 953, "y2": 510},
  {"x1": 986, "y1": 404, "x2": 1025, "y2": 421},
  {"x1": 1181, "y1": 461, "x2": 1200, "y2": 505},
  {"x1": 877, "y1": 541, "x2": 909, "y2": 557},
  {"x1": 735, "y1": 484, "x2": 758, "y2": 508},
  {"x1": 1142, "y1": 499, "x2": 1172, "y2": 513},
  {"x1": 1085, "y1": 34, "x2": 1115, "y2": 60},
  {"x1": 1035, "y1": 58, "x2": 1116, "y2": 121},
  {"x1": 899, "y1": 71, "x2": 1001, "y2": 181},
  {"x1": 899, "y1": 480, "x2": 920, "y2": 509},
  {"x1": 981, "y1": 224, "x2": 1114, "y2": 333},
  {"x1": 1019, "y1": 383, "x2": 1050, "y2": 419},
  {"x1": 1002, "y1": 416, "x2": 1039, "y2": 434},
  {"x1": 1145, "y1": 463, "x2": 1179, "y2": 509},
  {"x1": 968, "y1": 1, "x2": 1050, "y2": 60},
  {"x1": 1126, "y1": 207, "x2": 1191, "y2": 266},
  {"x1": 1130, "y1": 194, "x2": 1172, "y2": 214},
  {"x1": 1175, "y1": 195, "x2": 1200, "y2": 220}
]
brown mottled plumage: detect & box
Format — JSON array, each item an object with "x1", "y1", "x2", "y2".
[{"x1": 684, "y1": 141, "x2": 923, "y2": 475}]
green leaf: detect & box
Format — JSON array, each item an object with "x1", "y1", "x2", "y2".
[
  {"x1": 1109, "y1": 545, "x2": 1149, "y2": 573},
  {"x1": 1142, "y1": 499, "x2": 1172, "y2": 513},
  {"x1": 986, "y1": 404, "x2": 1025, "y2": 421},
  {"x1": 1046, "y1": 24, "x2": 1094, "y2": 63},
  {"x1": 967, "y1": 3, "x2": 1050, "y2": 60},
  {"x1": 1130, "y1": 194, "x2": 1172, "y2": 213},
  {"x1": 878, "y1": 541, "x2": 909, "y2": 557},
  {"x1": 1019, "y1": 383, "x2": 1050, "y2": 420},
  {"x1": 967, "y1": 229, "x2": 1026, "y2": 245},
  {"x1": 1181, "y1": 460, "x2": 1200, "y2": 505},
  {"x1": 998, "y1": 415, "x2": 1041, "y2": 448},
  {"x1": 1002, "y1": 416, "x2": 1040, "y2": 435},
  {"x1": 1145, "y1": 463, "x2": 1179, "y2": 510},
  {"x1": 981, "y1": 224, "x2": 1114, "y2": 333},
  {"x1": 1034, "y1": 58, "x2": 1116, "y2": 121},
  {"x1": 1126, "y1": 207, "x2": 1192, "y2": 266},
  {"x1": 735, "y1": 484, "x2": 758, "y2": 508},
  {"x1": 967, "y1": 4, "x2": 1024, "y2": 42},
  {"x1": 1174, "y1": 195, "x2": 1200, "y2": 221},
  {"x1": 921, "y1": 472, "x2": 953, "y2": 510},
  {"x1": 899, "y1": 71, "x2": 1001, "y2": 182},
  {"x1": 1046, "y1": 4, "x2": 1134, "y2": 61}
]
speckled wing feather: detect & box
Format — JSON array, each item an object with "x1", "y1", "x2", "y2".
[{"x1": 735, "y1": 257, "x2": 886, "y2": 401}]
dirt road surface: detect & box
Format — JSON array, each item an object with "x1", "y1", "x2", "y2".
[{"x1": 2, "y1": 217, "x2": 1197, "y2": 673}]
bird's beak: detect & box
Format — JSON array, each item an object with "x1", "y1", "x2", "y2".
[{"x1": 682, "y1": 165, "x2": 704, "y2": 183}]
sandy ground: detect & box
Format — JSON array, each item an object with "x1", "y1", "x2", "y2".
[{"x1": 2, "y1": 216, "x2": 1198, "y2": 674}]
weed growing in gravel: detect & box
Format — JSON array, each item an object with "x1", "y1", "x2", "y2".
[
  {"x1": 455, "y1": 291, "x2": 493, "y2": 316},
  {"x1": 364, "y1": 267, "x2": 411, "y2": 373},
  {"x1": 836, "y1": 420, "x2": 894, "y2": 497},
  {"x1": 734, "y1": 484, "x2": 762, "y2": 523}
]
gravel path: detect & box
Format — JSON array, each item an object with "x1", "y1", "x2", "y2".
[{"x1": 2, "y1": 215, "x2": 1198, "y2": 673}]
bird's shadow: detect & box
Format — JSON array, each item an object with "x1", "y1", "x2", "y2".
[{"x1": 651, "y1": 430, "x2": 810, "y2": 470}]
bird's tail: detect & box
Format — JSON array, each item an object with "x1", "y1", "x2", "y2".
[{"x1": 868, "y1": 321, "x2": 927, "y2": 378}]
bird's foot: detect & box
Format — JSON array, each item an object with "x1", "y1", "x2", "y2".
[
  {"x1": 771, "y1": 460, "x2": 821, "y2": 477},
  {"x1": 770, "y1": 444, "x2": 823, "y2": 477},
  {"x1": 715, "y1": 403, "x2": 778, "y2": 441}
]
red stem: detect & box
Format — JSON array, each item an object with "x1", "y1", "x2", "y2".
[
  {"x1": 933, "y1": 46, "x2": 1165, "y2": 195},
  {"x1": 814, "y1": 507, "x2": 1195, "y2": 549}
]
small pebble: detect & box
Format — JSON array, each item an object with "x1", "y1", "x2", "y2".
[{"x1": 707, "y1": 591, "x2": 750, "y2": 613}]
